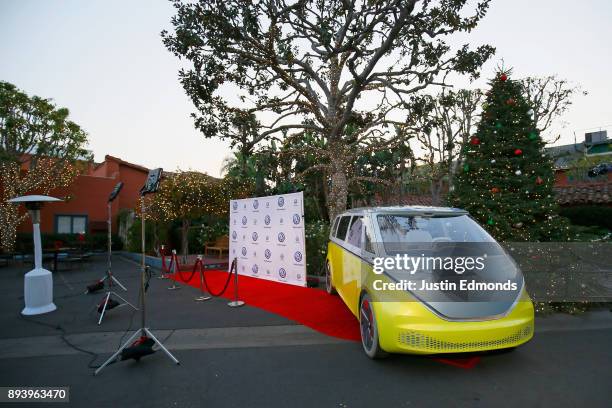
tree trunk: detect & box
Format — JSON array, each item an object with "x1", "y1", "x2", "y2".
[
  {"x1": 430, "y1": 179, "x2": 442, "y2": 206},
  {"x1": 327, "y1": 155, "x2": 348, "y2": 222},
  {"x1": 181, "y1": 218, "x2": 189, "y2": 263}
]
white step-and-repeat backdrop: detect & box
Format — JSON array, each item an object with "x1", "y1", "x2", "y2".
[{"x1": 229, "y1": 192, "x2": 306, "y2": 287}]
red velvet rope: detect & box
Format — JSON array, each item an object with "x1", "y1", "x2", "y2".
[
  {"x1": 201, "y1": 258, "x2": 235, "y2": 297},
  {"x1": 160, "y1": 246, "x2": 235, "y2": 296}
]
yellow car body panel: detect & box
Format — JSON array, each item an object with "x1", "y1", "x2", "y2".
[{"x1": 326, "y1": 240, "x2": 535, "y2": 355}]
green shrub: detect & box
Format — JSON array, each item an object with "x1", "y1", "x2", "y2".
[
  {"x1": 560, "y1": 205, "x2": 612, "y2": 230},
  {"x1": 305, "y1": 220, "x2": 330, "y2": 276}
]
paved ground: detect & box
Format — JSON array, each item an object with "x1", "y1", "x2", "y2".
[{"x1": 0, "y1": 255, "x2": 610, "y2": 407}]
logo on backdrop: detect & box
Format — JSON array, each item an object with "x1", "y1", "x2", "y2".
[
  {"x1": 264, "y1": 249, "x2": 272, "y2": 260},
  {"x1": 292, "y1": 214, "x2": 300, "y2": 225},
  {"x1": 252, "y1": 232, "x2": 258, "y2": 242},
  {"x1": 277, "y1": 232, "x2": 286, "y2": 243},
  {"x1": 241, "y1": 216, "x2": 247, "y2": 225},
  {"x1": 294, "y1": 251, "x2": 303, "y2": 263},
  {"x1": 232, "y1": 231, "x2": 237, "y2": 240},
  {"x1": 278, "y1": 196, "x2": 285, "y2": 207},
  {"x1": 253, "y1": 199, "x2": 259, "y2": 209},
  {"x1": 278, "y1": 268, "x2": 287, "y2": 279},
  {"x1": 264, "y1": 215, "x2": 271, "y2": 226},
  {"x1": 232, "y1": 201, "x2": 238, "y2": 210},
  {"x1": 241, "y1": 247, "x2": 247, "y2": 256},
  {"x1": 252, "y1": 264, "x2": 258, "y2": 274}
]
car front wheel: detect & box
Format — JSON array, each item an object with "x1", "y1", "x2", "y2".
[{"x1": 359, "y1": 293, "x2": 387, "y2": 359}]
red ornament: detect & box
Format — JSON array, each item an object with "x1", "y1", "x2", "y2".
[
  {"x1": 535, "y1": 176, "x2": 544, "y2": 185},
  {"x1": 500, "y1": 73, "x2": 508, "y2": 82},
  {"x1": 491, "y1": 187, "x2": 500, "y2": 194},
  {"x1": 514, "y1": 148, "x2": 523, "y2": 156},
  {"x1": 506, "y1": 98, "x2": 516, "y2": 105},
  {"x1": 470, "y1": 136, "x2": 481, "y2": 146}
]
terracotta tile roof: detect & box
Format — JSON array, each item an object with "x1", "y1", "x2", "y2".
[{"x1": 554, "y1": 183, "x2": 612, "y2": 205}]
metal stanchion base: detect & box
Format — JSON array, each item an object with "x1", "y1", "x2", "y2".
[
  {"x1": 195, "y1": 295, "x2": 212, "y2": 302},
  {"x1": 228, "y1": 300, "x2": 245, "y2": 307},
  {"x1": 167, "y1": 284, "x2": 181, "y2": 290},
  {"x1": 157, "y1": 275, "x2": 170, "y2": 280}
]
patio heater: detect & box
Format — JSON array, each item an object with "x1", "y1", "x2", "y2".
[{"x1": 7, "y1": 195, "x2": 62, "y2": 315}]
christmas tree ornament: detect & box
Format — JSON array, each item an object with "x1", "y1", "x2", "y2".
[
  {"x1": 491, "y1": 187, "x2": 500, "y2": 194},
  {"x1": 528, "y1": 131, "x2": 538, "y2": 140},
  {"x1": 515, "y1": 170, "x2": 522, "y2": 176},
  {"x1": 495, "y1": 122, "x2": 503, "y2": 129},
  {"x1": 490, "y1": 159, "x2": 496, "y2": 164},
  {"x1": 527, "y1": 109, "x2": 534, "y2": 117},
  {"x1": 469, "y1": 136, "x2": 481, "y2": 145},
  {"x1": 487, "y1": 217, "x2": 495, "y2": 225},
  {"x1": 535, "y1": 176, "x2": 544, "y2": 185},
  {"x1": 506, "y1": 98, "x2": 516, "y2": 105},
  {"x1": 463, "y1": 164, "x2": 470, "y2": 172},
  {"x1": 513, "y1": 222, "x2": 523, "y2": 228},
  {"x1": 514, "y1": 148, "x2": 523, "y2": 156},
  {"x1": 500, "y1": 73, "x2": 508, "y2": 82}
]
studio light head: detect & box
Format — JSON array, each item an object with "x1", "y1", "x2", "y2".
[
  {"x1": 108, "y1": 182, "x2": 123, "y2": 203},
  {"x1": 140, "y1": 168, "x2": 163, "y2": 196}
]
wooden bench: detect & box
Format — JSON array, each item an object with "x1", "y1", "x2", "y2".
[{"x1": 204, "y1": 235, "x2": 229, "y2": 258}]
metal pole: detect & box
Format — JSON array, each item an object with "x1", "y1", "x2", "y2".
[
  {"x1": 31, "y1": 210, "x2": 42, "y2": 270},
  {"x1": 227, "y1": 257, "x2": 244, "y2": 307},
  {"x1": 167, "y1": 250, "x2": 181, "y2": 290},
  {"x1": 107, "y1": 202, "x2": 112, "y2": 288},
  {"x1": 140, "y1": 197, "x2": 146, "y2": 329},
  {"x1": 194, "y1": 255, "x2": 211, "y2": 302}
]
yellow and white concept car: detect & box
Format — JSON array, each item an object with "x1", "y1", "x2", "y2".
[{"x1": 325, "y1": 206, "x2": 534, "y2": 358}]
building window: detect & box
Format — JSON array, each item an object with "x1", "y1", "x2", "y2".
[{"x1": 55, "y1": 215, "x2": 88, "y2": 234}]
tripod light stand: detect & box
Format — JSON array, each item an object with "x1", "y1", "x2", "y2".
[
  {"x1": 95, "y1": 169, "x2": 179, "y2": 375},
  {"x1": 96, "y1": 182, "x2": 137, "y2": 325}
]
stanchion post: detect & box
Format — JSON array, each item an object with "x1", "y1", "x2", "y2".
[
  {"x1": 228, "y1": 257, "x2": 245, "y2": 307},
  {"x1": 194, "y1": 255, "x2": 211, "y2": 302},
  {"x1": 157, "y1": 245, "x2": 170, "y2": 280},
  {"x1": 167, "y1": 249, "x2": 181, "y2": 290}
]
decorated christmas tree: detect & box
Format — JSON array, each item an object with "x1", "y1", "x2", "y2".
[{"x1": 450, "y1": 70, "x2": 568, "y2": 242}]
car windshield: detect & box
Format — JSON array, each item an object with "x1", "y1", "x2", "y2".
[
  {"x1": 374, "y1": 213, "x2": 523, "y2": 319},
  {"x1": 376, "y1": 214, "x2": 495, "y2": 250}
]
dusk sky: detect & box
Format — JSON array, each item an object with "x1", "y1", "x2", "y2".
[{"x1": 1, "y1": 0, "x2": 611, "y2": 177}]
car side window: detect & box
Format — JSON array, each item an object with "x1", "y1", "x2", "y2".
[
  {"x1": 335, "y1": 216, "x2": 351, "y2": 241},
  {"x1": 331, "y1": 216, "x2": 340, "y2": 237},
  {"x1": 346, "y1": 216, "x2": 363, "y2": 248},
  {"x1": 363, "y1": 224, "x2": 375, "y2": 254}
]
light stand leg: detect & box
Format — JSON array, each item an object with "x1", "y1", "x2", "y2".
[
  {"x1": 97, "y1": 291, "x2": 138, "y2": 325},
  {"x1": 94, "y1": 329, "x2": 142, "y2": 376},
  {"x1": 110, "y1": 275, "x2": 128, "y2": 291},
  {"x1": 143, "y1": 328, "x2": 180, "y2": 364},
  {"x1": 98, "y1": 292, "x2": 111, "y2": 325}
]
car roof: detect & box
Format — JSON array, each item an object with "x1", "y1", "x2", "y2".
[{"x1": 338, "y1": 205, "x2": 469, "y2": 217}]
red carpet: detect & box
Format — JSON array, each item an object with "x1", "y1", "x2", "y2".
[
  {"x1": 171, "y1": 269, "x2": 361, "y2": 341},
  {"x1": 170, "y1": 269, "x2": 480, "y2": 369}
]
